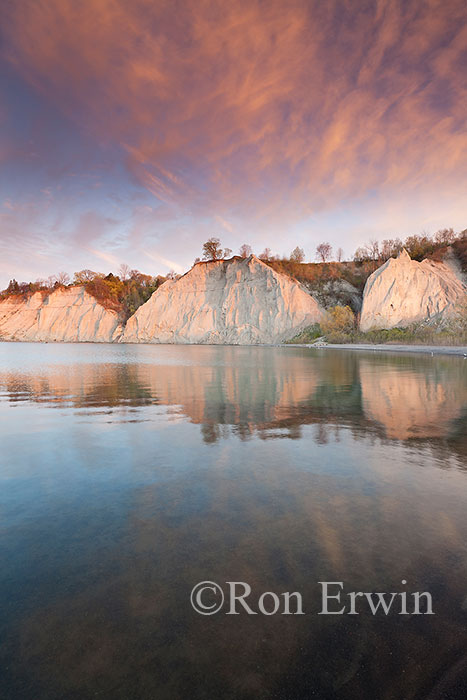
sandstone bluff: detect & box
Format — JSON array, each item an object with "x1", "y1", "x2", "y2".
[
  {"x1": 0, "y1": 286, "x2": 123, "y2": 342},
  {"x1": 120, "y1": 255, "x2": 322, "y2": 344},
  {"x1": 359, "y1": 248, "x2": 466, "y2": 332},
  {"x1": 1, "y1": 252, "x2": 465, "y2": 344}
]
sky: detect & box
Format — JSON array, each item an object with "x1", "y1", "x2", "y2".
[{"x1": 0, "y1": 0, "x2": 466, "y2": 287}]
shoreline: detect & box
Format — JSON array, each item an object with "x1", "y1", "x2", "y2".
[
  {"x1": 1, "y1": 339, "x2": 466, "y2": 356},
  {"x1": 282, "y1": 343, "x2": 467, "y2": 356}
]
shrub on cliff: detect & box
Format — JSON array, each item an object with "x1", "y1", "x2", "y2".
[
  {"x1": 84, "y1": 276, "x2": 123, "y2": 313},
  {"x1": 285, "y1": 324, "x2": 322, "y2": 344},
  {"x1": 84, "y1": 271, "x2": 165, "y2": 318},
  {"x1": 321, "y1": 305, "x2": 356, "y2": 342}
]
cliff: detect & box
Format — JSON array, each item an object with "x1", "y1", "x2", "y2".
[
  {"x1": 360, "y1": 248, "x2": 466, "y2": 331},
  {"x1": 120, "y1": 255, "x2": 322, "y2": 344},
  {"x1": 0, "y1": 286, "x2": 124, "y2": 342},
  {"x1": 3, "y1": 249, "x2": 464, "y2": 344}
]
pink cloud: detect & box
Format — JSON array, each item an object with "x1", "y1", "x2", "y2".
[{"x1": 2, "y1": 0, "x2": 465, "y2": 225}]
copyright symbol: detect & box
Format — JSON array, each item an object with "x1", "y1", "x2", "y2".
[{"x1": 190, "y1": 581, "x2": 224, "y2": 615}]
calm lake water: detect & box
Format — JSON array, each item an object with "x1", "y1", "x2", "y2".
[{"x1": 0, "y1": 342, "x2": 466, "y2": 699}]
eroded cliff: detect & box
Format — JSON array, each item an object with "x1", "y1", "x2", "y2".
[
  {"x1": 360, "y1": 248, "x2": 466, "y2": 331},
  {"x1": 120, "y1": 255, "x2": 322, "y2": 344},
  {"x1": 0, "y1": 286, "x2": 124, "y2": 342}
]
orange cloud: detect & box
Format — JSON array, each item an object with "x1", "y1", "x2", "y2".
[{"x1": 2, "y1": 0, "x2": 466, "y2": 221}]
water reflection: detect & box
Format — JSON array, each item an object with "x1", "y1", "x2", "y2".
[
  {"x1": 0, "y1": 344, "x2": 466, "y2": 699},
  {"x1": 359, "y1": 356, "x2": 466, "y2": 440},
  {"x1": 1, "y1": 346, "x2": 465, "y2": 449}
]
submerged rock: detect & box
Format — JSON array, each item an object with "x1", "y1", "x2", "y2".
[
  {"x1": 120, "y1": 255, "x2": 322, "y2": 344},
  {"x1": 359, "y1": 248, "x2": 466, "y2": 331},
  {"x1": 0, "y1": 286, "x2": 123, "y2": 342}
]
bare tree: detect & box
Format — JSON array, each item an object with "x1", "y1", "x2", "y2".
[
  {"x1": 260, "y1": 247, "x2": 272, "y2": 261},
  {"x1": 56, "y1": 271, "x2": 70, "y2": 286},
  {"x1": 380, "y1": 238, "x2": 403, "y2": 261},
  {"x1": 290, "y1": 246, "x2": 305, "y2": 263},
  {"x1": 47, "y1": 273, "x2": 69, "y2": 288},
  {"x1": 336, "y1": 247, "x2": 344, "y2": 262},
  {"x1": 223, "y1": 248, "x2": 232, "y2": 258},
  {"x1": 353, "y1": 247, "x2": 368, "y2": 263},
  {"x1": 202, "y1": 237, "x2": 223, "y2": 261},
  {"x1": 367, "y1": 239, "x2": 380, "y2": 262},
  {"x1": 315, "y1": 242, "x2": 332, "y2": 262},
  {"x1": 434, "y1": 228, "x2": 455, "y2": 245},
  {"x1": 118, "y1": 263, "x2": 131, "y2": 281},
  {"x1": 239, "y1": 243, "x2": 252, "y2": 258},
  {"x1": 193, "y1": 257, "x2": 201, "y2": 265}
]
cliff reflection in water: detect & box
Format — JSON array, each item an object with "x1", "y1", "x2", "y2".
[
  {"x1": 1, "y1": 343, "x2": 467, "y2": 699},
  {"x1": 2, "y1": 346, "x2": 465, "y2": 447}
]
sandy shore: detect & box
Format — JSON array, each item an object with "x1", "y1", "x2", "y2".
[{"x1": 284, "y1": 343, "x2": 467, "y2": 356}]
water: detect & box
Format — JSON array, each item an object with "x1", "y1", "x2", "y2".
[{"x1": 0, "y1": 342, "x2": 466, "y2": 699}]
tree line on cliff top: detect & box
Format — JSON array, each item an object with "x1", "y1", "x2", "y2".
[
  {"x1": 196, "y1": 228, "x2": 466, "y2": 294},
  {"x1": 2, "y1": 228, "x2": 465, "y2": 316},
  {"x1": 2, "y1": 266, "x2": 168, "y2": 319},
  {"x1": 198, "y1": 227, "x2": 465, "y2": 266}
]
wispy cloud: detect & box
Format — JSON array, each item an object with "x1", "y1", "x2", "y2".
[
  {"x1": 86, "y1": 247, "x2": 120, "y2": 267},
  {"x1": 215, "y1": 216, "x2": 234, "y2": 233},
  {"x1": 0, "y1": 0, "x2": 465, "y2": 287},
  {"x1": 2, "y1": 0, "x2": 465, "y2": 222},
  {"x1": 144, "y1": 251, "x2": 184, "y2": 274}
]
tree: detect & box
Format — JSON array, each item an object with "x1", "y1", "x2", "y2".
[
  {"x1": 33, "y1": 278, "x2": 48, "y2": 290},
  {"x1": 336, "y1": 247, "x2": 344, "y2": 262},
  {"x1": 7, "y1": 279, "x2": 19, "y2": 293},
  {"x1": 153, "y1": 275, "x2": 166, "y2": 288},
  {"x1": 202, "y1": 237, "x2": 223, "y2": 261},
  {"x1": 193, "y1": 257, "x2": 201, "y2": 265},
  {"x1": 367, "y1": 239, "x2": 380, "y2": 262},
  {"x1": 73, "y1": 269, "x2": 101, "y2": 284},
  {"x1": 353, "y1": 246, "x2": 368, "y2": 263},
  {"x1": 434, "y1": 228, "x2": 455, "y2": 245},
  {"x1": 404, "y1": 234, "x2": 433, "y2": 260},
  {"x1": 380, "y1": 238, "x2": 403, "y2": 261},
  {"x1": 260, "y1": 247, "x2": 272, "y2": 261},
  {"x1": 223, "y1": 248, "x2": 232, "y2": 258},
  {"x1": 127, "y1": 270, "x2": 152, "y2": 286},
  {"x1": 118, "y1": 263, "x2": 131, "y2": 281},
  {"x1": 290, "y1": 246, "x2": 305, "y2": 263},
  {"x1": 239, "y1": 243, "x2": 252, "y2": 258},
  {"x1": 129, "y1": 269, "x2": 144, "y2": 282},
  {"x1": 56, "y1": 271, "x2": 70, "y2": 286},
  {"x1": 103, "y1": 272, "x2": 124, "y2": 299},
  {"x1": 315, "y1": 242, "x2": 332, "y2": 262}
]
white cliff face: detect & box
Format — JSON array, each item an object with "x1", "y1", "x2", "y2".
[
  {"x1": 121, "y1": 255, "x2": 322, "y2": 344},
  {"x1": 359, "y1": 249, "x2": 466, "y2": 331},
  {"x1": 0, "y1": 286, "x2": 124, "y2": 342}
]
